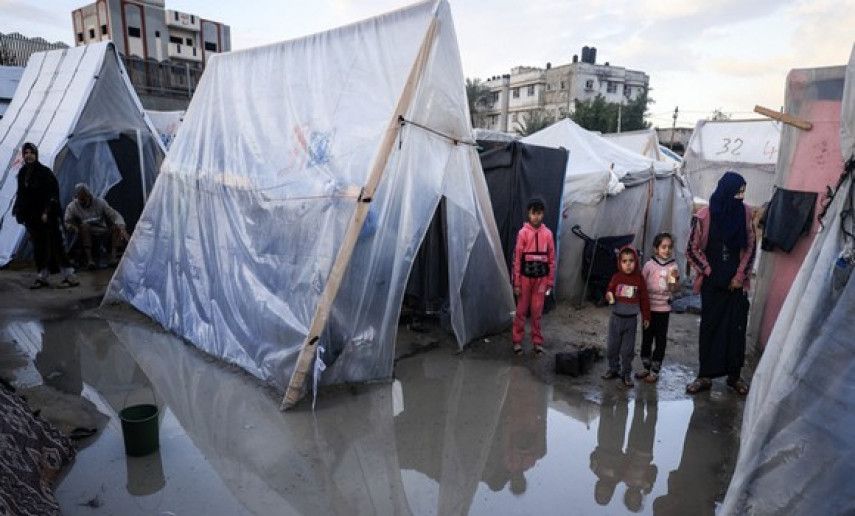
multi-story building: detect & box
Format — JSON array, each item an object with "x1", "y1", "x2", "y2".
[
  {"x1": 71, "y1": 0, "x2": 230, "y2": 65},
  {"x1": 478, "y1": 46, "x2": 650, "y2": 133},
  {"x1": 0, "y1": 32, "x2": 69, "y2": 67}
]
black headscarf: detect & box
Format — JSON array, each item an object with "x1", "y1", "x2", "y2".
[{"x1": 709, "y1": 171, "x2": 748, "y2": 250}]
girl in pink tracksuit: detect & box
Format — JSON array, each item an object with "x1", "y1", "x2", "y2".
[
  {"x1": 512, "y1": 198, "x2": 555, "y2": 355},
  {"x1": 636, "y1": 233, "x2": 680, "y2": 382}
]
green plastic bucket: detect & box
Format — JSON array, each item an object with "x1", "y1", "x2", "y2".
[{"x1": 119, "y1": 393, "x2": 159, "y2": 457}]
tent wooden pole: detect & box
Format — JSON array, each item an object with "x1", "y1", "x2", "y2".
[
  {"x1": 753, "y1": 105, "x2": 813, "y2": 131},
  {"x1": 281, "y1": 16, "x2": 440, "y2": 411}
]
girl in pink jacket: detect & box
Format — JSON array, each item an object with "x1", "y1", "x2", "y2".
[
  {"x1": 636, "y1": 233, "x2": 680, "y2": 383},
  {"x1": 512, "y1": 198, "x2": 556, "y2": 355}
]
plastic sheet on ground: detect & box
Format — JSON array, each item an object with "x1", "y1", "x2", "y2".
[
  {"x1": 105, "y1": 0, "x2": 514, "y2": 390},
  {"x1": 723, "y1": 45, "x2": 855, "y2": 516}
]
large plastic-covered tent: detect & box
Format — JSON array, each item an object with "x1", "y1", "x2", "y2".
[
  {"x1": 521, "y1": 119, "x2": 692, "y2": 301},
  {"x1": 746, "y1": 64, "x2": 848, "y2": 351},
  {"x1": 0, "y1": 42, "x2": 165, "y2": 264},
  {"x1": 105, "y1": 0, "x2": 514, "y2": 392},
  {"x1": 723, "y1": 44, "x2": 855, "y2": 515},
  {"x1": 682, "y1": 119, "x2": 781, "y2": 205}
]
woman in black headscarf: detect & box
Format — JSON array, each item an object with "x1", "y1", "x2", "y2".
[{"x1": 686, "y1": 172, "x2": 755, "y2": 395}]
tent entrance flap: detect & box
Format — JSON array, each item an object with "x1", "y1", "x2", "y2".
[{"x1": 404, "y1": 197, "x2": 450, "y2": 320}]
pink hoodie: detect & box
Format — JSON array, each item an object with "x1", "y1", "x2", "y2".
[
  {"x1": 512, "y1": 222, "x2": 556, "y2": 289},
  {"x1": 642, "y1": 256, "x2": 678, "y2": 312}
]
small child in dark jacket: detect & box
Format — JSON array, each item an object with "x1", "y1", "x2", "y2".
[{"x1": 602, "y1": 246, "x2": 650, "y2": 387}]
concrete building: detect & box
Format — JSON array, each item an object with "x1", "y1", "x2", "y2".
[
  {"x1": 0, "y1": 32, "x2": 69, "y2": 67},
  {"x1": 71, "y1": 0, "x2": 230, "y2": 65},
  {"x1": 478, "y1": 46, "x2": 649, "y2": 133},
  {"x1": 655, "y1": 127, "x2": 694, "y2": 154}
]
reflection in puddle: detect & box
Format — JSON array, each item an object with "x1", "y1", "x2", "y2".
[{"x1": 0, "y1": 316, "x2": 741, "y2": 515}]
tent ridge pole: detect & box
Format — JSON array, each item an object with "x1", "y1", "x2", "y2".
[{"x1": 281, "y1": 15, "x2": 440, "y2": 411}]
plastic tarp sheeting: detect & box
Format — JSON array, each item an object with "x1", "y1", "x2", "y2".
[
  {"x1": 145, "y1": 109, "x2": 184, "y2": 149},
  {"x1": 518, "y1": 118, "x2": 692, "y2": 301},
  {"x1": 682, "y1": 119, "x2": 781, "y2": 205},
  {"x1": 0, "y1": 42, "x2": 165, "y2": 265},
  {"x1": 603, "y1": 129, "x2": 666, "y2": 162},
  {"x1": 723, "y1": 46, "x2": 855, "y2": 516},
  {"x1": 105, "y1": 0, "x2": 514, "y2": 389},
  {"x1": 747, "y1": 65, "x2": 847, "y2": 350}
]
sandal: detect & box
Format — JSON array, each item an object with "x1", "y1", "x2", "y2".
[
  {"x1": 513, "y1": 344, "x2": 523, "y2": 356},
  {"x1": 623, "y1": 377, "x2": 635, "y2": 388},
  {"x1": 533, "y1": 346, "x2": 544, "y2": 356},
  {"x1": 727, "y1": 378, "x2": 750, "y2": 396},
  {"x1": 29, "y1": 278, "x2": 49, "y2": 289},
  {"x1": 686, "y1": 377, "x2": 712, "y2": 394},
  {"x1": 58, "y1": 277, "x2": 80, "y2": 289},
  {"x1": 645, "y1": 371, "x2": 659, "y2": 383},
  {"x1": 601, "y1": 370, "x2": 620, "y2": 380}
]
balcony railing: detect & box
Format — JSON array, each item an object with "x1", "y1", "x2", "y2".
[{"x1": 121, "y1": 54, "x2": 203, "y2": 98}]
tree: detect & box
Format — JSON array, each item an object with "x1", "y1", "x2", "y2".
[
  {"x1": 710, "y1": 108, "x2": 731, "y2": 121},
  {"x1": 465, "y1": 77, "x2": 491, "y2": 127},
  {"x1": 515, "y1": 110, "x2": 554, "y2": 136},
  {"x1": 571, "y1": 92, "x2": 652, "y2": 133}
]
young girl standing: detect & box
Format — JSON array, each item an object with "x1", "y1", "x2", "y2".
[
  {"x1": 512, "y1": 198, "x2": 555, "y2": 356},
  {"x1": 636, "y1": 233, "x2": 680, "y2": 382}
]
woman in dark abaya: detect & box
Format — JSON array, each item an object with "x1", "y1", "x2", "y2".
[{"x1": 686, "y1": 171, "x2": 755, "y2": 395}]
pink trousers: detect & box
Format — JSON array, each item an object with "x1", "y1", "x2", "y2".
[{"x1": 512, "y1": 276, "x2": 548, "y2": 346}]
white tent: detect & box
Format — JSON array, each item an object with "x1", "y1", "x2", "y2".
[
  {"x1": 521, "y1": 119, "x2": 692, "y2": 301},
  {"x1": 603, "y1": 128, "x2": 667, "y2": 162},
  {"x1": 0, "y1": 42, "x2": 165, "y2": 264},
  {"x1": 145, "y1": 109, "x2": 184, "y2": 149},
  {"x1": 681, "y1": 119, "x2": 781, "y2": 205},
  {"x1": 105, "y1": 0, "x2": 514, "y2": 398},
  {"x1": 723, "y1": 46, "x2": 855, "y2": 515}
]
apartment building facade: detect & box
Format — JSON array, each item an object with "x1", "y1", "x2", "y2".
[
  {"x1": 0, "y1": 32, "x2": 69, "y2": 67},
  {"x1": 479, "y1": 46, "x2": 649, "y2": 133}
]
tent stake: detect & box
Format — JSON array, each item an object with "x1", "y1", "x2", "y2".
[{"x1": 281, "y1": 16, "x2": 440, "y2": 411}]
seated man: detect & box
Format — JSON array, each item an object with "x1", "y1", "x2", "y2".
[{"x1": 64, "y1": 183, "x2": 129, "y2": 269}]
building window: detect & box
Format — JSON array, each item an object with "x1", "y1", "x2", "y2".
[
  {"x1": 491, "y1": 91, "x2": 499, "y2": 103},
  {"x1": 624, "y1": 85, "x2": 632, "y2": 96},
  {"x1": 89, "y1": 28, "x2": 95, "y2": 39},
  {"x1": 191, "y1": 15, "x2": 195, "y2": 24},
  {"x1": 101, "y1": 25, "x2": 108, "y2": 35},
  {"x1": 205, "y1": 41, "x2": 217, "y2": 51},
  {"x1": 561, "y1": 81, "x2": 566, "y2": 89},
  {"x1": 174, "y1": 11, "x2": 179, "y2": 21},
  {"x1": 511, "y1": 113, "x2": 518, "y2": 122},
  {"x1": 193, "y1": 47, "x2": 197, "y2": 56},
  {"x1": 585, "y1": 79, "x2": 594, "y2": 90},
  {"x1": 546, "y1": 83, "x2": 551, "y2": 91},
  {"x1": 155, "y1": 30, "x2": 160, "y2": 38},
  {"x1": 512, "y1": 87, "x2": 519, "y2": 99},
  {"x1": 185, "y1": 38, "x2": 193, "y2": 45},
  {"x1": 607, "y1": 81, "x2": 618, "y2": 93},
  {"x1": 527, "y1": 85, "x2": 535, "y2": 96},
  {"x1": 77, "y1": 32, "x2": 84, "y2": 43},
  {"x1": 128, "y1": 26, "x2": 141, "y2": 38},
  {"x1": 169, "y1": 36, "x2": 182, "y2": 44}
]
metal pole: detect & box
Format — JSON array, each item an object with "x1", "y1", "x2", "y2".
[{"x1": 670, "y1": 106, "x2": 679, "y2": 148}]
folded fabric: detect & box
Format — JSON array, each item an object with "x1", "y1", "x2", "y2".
[{"x1": 761, "y1": 188, "x2": 817, "y2": 252}]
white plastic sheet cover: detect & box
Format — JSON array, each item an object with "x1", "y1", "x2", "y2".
[
  {"x1": 106, "y1": 0, "x2": 514, "y2": 389},
  {"x1": 145, "y1": 109, "x2": 184, "y2": 149},
  {"x1": 603, "y1": 129, "x2": 665, "y2": 162},
  {"x1": 0, "y1": 42, "x2": 164, "y2": 264},
  {"x1": 723, "y1": 46, "x2": 855, "y2": 515},
  {"x1": 682, "y1": 119, "x2": 781, "y2": 205}
]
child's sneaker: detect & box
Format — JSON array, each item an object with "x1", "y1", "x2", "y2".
[
  {"x1": 513, "y1": 344, "x2": 523, "y2": 355},
  {"x1": 601, "y1": 370, "x2": 620, "y2": 380},
  {"x1": 533, "y1": 346, "x2": 544, "y2": 356}
]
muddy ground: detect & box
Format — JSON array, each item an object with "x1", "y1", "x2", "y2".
[{"x1": 0, "y1": 267, "x2": 748, "y2": 515}]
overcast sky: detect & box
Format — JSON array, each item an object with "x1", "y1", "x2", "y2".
[{"x1": 3, "y1": 0, "x2": 853, "y2": 127}]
